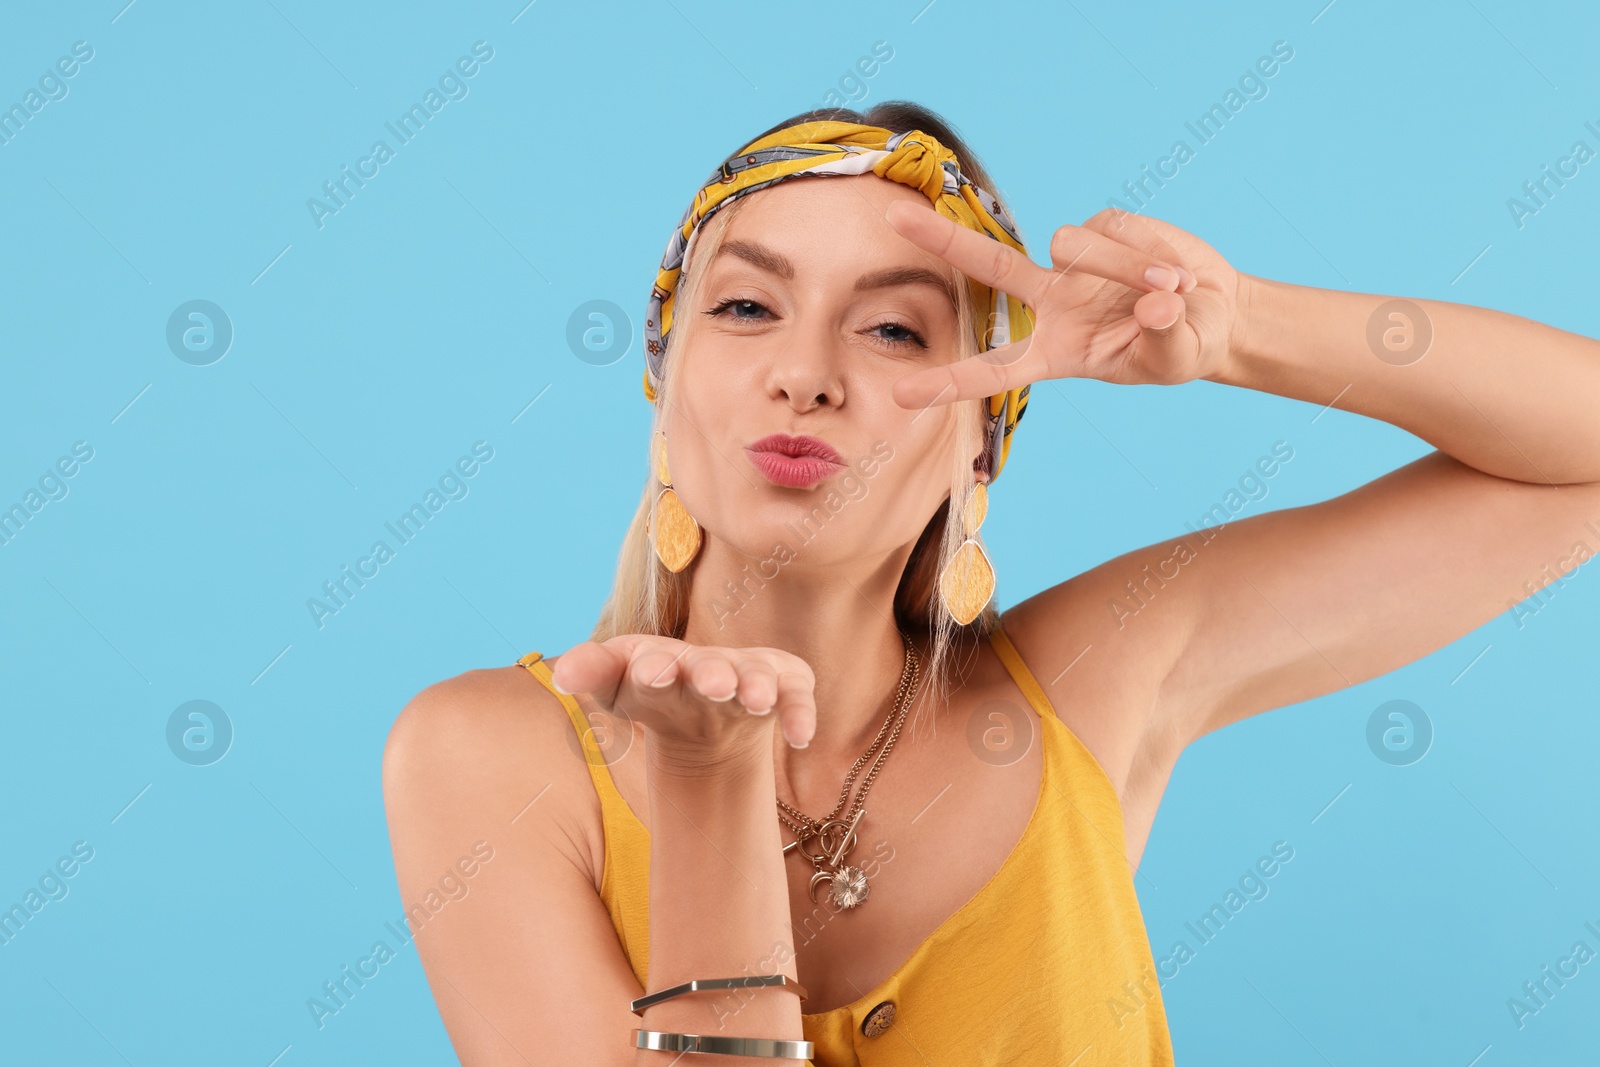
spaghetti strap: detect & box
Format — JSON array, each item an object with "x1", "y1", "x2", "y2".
[
  {"x1": 986, "y1": 620, "x2": 1062, "y2": 723},
  {"x1": 988, "y1": 621, "x2": 1129, "y2": 814},
  {"x1": 515, "y1": 651, "x2": 652, "y2": 971},
  {"x1": 516, "y1": 651, "x2": 639, "y2": 823}
]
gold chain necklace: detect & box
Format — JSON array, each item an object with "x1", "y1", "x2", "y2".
[{"x1": 777, "y1": 631, "x2": 922, "y2": 911}]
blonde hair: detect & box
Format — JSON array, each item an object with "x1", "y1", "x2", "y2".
[{"x1": 590, "y1": 183, "x2": 1004, "y2": 735}]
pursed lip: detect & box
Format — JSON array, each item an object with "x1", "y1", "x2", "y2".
[
  {"x1": 746, "y1": 433, "x2": 845, "y2": 464},
  {"x1": 744, "y1": 433, "x2": 847, "y2": 488}
]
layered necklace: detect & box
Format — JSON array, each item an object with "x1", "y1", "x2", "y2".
[{"x1": 776, "y1": 631, "x2": 922, "y2": 911}]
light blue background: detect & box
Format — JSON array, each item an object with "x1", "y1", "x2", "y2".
[{"x1": 2, "y1": 1, "x2": 1596, "y2": 1064}]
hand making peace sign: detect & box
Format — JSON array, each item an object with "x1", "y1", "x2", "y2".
[{"x1": 883, "y1": 200, "x2": 1244, "y2": 407}]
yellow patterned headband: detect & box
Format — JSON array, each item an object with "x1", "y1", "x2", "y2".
[{"x1": 642, "y1": 119, "x2": 1035, "y2": 484}]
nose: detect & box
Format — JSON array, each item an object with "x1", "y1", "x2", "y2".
[{"x1": 765, "y1": 312, "x2": 846, "y2": 413}]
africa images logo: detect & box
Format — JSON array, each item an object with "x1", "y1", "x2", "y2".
[
  {"x1": 306, "y1": 41, "x2": 495, "y2": 230},
  {"x1": 307, "y1": 442, "x2": 494, "y2": 629}
]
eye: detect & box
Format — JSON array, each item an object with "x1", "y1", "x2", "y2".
[
  {"x1": 704, "y1": 298, "x2": 928, "y2": 349},
  {"x1": 865, "y1": 318, "x2": 928, "y2": 349},
  {"x1": 705, "y1": 297, "x2": 772, "y2": 322}
]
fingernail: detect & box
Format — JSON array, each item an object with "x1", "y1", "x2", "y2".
[
  {"x1": 748, "y1": 705, "x2": 773, "y2": 716},
  {"x1": 550, "y1": 677, "x2": 570, "y2": 694},
  {"x1": 648, "y1": 674, "x2": 674, "y2": 688},
  {"x1": 790, "y1": 738, "x2": 808, "y2": 749},
  {"x1": 1176, "y1": 265, "x2": 1197, "y2": 291},
  {"x1": 1144, "y1": 265, "x2": 1180, "y2": 290}
]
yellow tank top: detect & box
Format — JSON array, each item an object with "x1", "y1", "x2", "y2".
[{"x1": 518, "y1": 622, "x2": 1175, "y2": 1066}]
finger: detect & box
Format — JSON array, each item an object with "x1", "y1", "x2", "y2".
[
  {"x1": 1047, "y1": 222, "x2": 1182, "y2": 293},
  {"x1": 884, "y1": 200, "x2": 1054, "y2": 306},
  {"x1": 892, "y1": 335, "x2": 1033, "y2": 411},
  {"x1": 1131, "y1": 290, "x2": 1195, "y2": 377},
  {"x1": 629, "y1": 640, "x2": 687, "y2": 693},
  {"x1": 772, "y1": 668, "x2": 817, "y2": 748},
  {"x1": 731, "y1": 656, "x2": 779, "y2": 714},
  {"x1": 1085, "y1": 209, "x2": 1197, "y2": 293},
  {"x1": 1083, "y1": 208, "x2": 1185, "y2": 269},
  {"x1": 551, "y1": 639, "x2": 627, "y2": 701},
  {"x1": 680, "y1": 646, "x2": 741, "y2": 704}
]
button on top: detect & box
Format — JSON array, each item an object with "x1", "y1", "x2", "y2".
[{"x1": 862, "y1": 1000, "x2": 896, "y2": 1037}]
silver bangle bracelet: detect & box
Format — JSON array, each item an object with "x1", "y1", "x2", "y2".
[
  {"x1": 634, "y1": 1028, "x2": 814, "y2": 1059},
  {"x1": 631, "y1": 974, "x2": 809, "y2": 1016}
]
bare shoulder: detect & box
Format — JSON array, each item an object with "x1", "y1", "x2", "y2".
[
  {"x1": 381, "y1": 658, "x2": 653, "y2": 1062},
  {"x1": 997, "y1": 545, "x2": 1194, "y2": 802},
  {"x1": 382, "y1": 656, "x2": 603, "y2": 889}
]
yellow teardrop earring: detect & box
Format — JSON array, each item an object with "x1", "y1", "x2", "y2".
[
  {"x1": 937, "y1": 479, "x2": 995, "y2": 626},
  {"x1": 650, "y1": 429, "x2": 702, "y2": 573}
]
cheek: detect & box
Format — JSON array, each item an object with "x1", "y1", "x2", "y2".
[
  {"x1": 664, "y1": 336, "x2": 728, "y2": 425},
  {"x1": 660, "y1": 405, "x2": 715, "y2": 488},
  {"x1": 673, "y1": 336, "x2": 759, "y2": 417},
  {"x1": 852, "y1": 409, "x2": 963, "y2": 524},
  {"x1": 901, "y1": 436, "x2": 962, "y2": 516},
  {"x1": 658, "y1": 393, "x2": 738, "y2": 532},
  {"x1": 686, "y1": 324, "x2": 756, "y2": 371}
]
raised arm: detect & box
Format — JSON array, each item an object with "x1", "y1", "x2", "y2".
[
  {"x1": 1011, "y1": 271, "x2": 1600, "y2": 764},
  {"x1": 879, "y1": 200, "x2": 1600, "y2": 769},
  {"x1": 1147, "y1": 274, "x2": 1600, "y2": 748},
  {"x1": 1221, "y1": 275, "x2": 1600, "y2": 486}
]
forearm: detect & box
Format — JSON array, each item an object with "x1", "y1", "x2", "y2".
[
  {"x1": 1214, "y1": 274, "x2": 1600, "y2": 484},
  {"x1": 634, "y1": 742, "x2": 803, "y2": 1066}
]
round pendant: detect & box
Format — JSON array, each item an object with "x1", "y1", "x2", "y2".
[{"x1": 829, "y1": 865, "x2": 870, "y2": 909}]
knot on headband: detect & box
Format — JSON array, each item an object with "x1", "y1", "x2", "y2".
[
  {"x1": 871, "y1": 130, "x2": 957, "y2": 202},
  {"x1": 641, "y1": 120, "x2": 1035, "y2": 483}
]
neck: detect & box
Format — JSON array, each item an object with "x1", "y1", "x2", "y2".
[{"x1": 679, "y1": 536, "x2": 924, "y2": 813}]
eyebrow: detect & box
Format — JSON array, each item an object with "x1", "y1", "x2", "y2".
[{"x1": 714, "y1": 239, "x2": 959, "y2": 306}]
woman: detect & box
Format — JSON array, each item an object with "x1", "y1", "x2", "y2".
[{"x1": 381, "y1": 101, "x2": 1600, "y2": 1065}]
